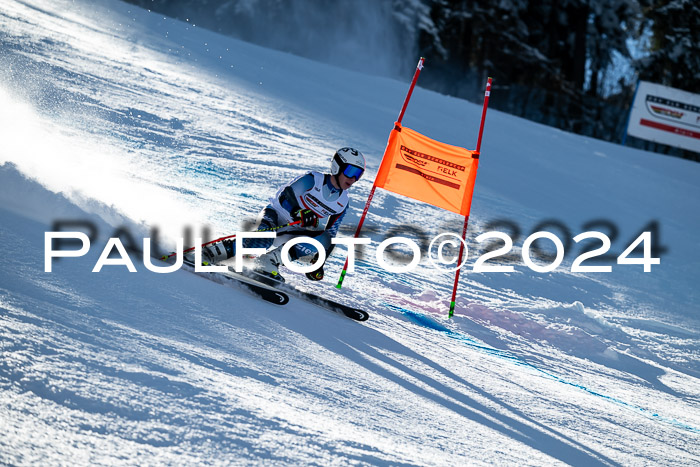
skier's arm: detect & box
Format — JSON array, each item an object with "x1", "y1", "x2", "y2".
[
  {"x1": 317, "y1": 207, "x2": 345, "y2": 258},
  {"x1": 303, "y1": 207, "x2": 347, "y2": 282},
  {"x1": 277, "y1": 173, "x2": 315, "y2": 217},
  {"x1": 325, "y1": 208, "x2": 346, "y2": 239}
]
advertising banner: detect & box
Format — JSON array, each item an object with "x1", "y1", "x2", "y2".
[
  {"x1": 627, "y1": 81, "x2": 700, "y2": 153},
  {"x1": 374, "y1": 123, "x2": 479, "y2": 216}
]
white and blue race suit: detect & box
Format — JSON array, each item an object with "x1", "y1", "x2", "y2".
[{"x1": 242, "y1": 171, "x2": 348, "y2": 262}]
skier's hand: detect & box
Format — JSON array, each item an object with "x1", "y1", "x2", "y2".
[
  {"x1": 305, "y1": 253, "x2": 324, "y2": 281},
  {"x1": 293, "y1": 209, "x2": 319, "y2": 228},
  {"x1": 305, "y1": 267, "x2": 324, "y2": 281}
]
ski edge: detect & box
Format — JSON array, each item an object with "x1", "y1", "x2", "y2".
[
  {"x1": 229, "y1": 267, "x2": 369, "y2": 321},
  {"x1": 169, "y1": 257, "x2": 290, "y2": 306}
]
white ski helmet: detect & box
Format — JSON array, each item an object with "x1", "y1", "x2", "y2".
[{"x1": 331, "y1": 147, "x2": 365, "y2": 181}]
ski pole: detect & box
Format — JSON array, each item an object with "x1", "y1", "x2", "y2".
[{"x1": 160, "y1": 220, "x2": 302, "y2": 260}]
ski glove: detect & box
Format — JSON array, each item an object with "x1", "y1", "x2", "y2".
[
  {"x1": 305, "y1": 252, "x2": 324, "y2": 281},
  {"x1": 305, "y1": 267, "x2": 324, "y2": 281},
  {"x1": 294, "y1": 209, "x2": 319, "y2": 228}
]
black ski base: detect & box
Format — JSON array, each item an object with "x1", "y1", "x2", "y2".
[
  {"x1": 161, "y1": 253, "x2": 367, "y2": 320},
  {"x1": 232, "y1": 267, "x2": 369, "y2": 322},
  {"x1": 176, "y1": 257, "x2": 289, "y2": 305}
]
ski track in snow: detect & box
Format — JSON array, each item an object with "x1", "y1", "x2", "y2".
[{"x1": 1, "y1": 0, "x2": 699, "y2": 464}]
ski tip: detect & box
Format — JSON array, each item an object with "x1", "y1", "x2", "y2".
[
  {"x1": 355, "y1": 310, "x2": 369, "y2": 321},
  {"x1": 272, "y1": 291, "x2": 289, "y2": 305}
]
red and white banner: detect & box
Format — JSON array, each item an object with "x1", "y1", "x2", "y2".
[{"x1": 627, "y1": 81, "x2": 700, "y2": 153}]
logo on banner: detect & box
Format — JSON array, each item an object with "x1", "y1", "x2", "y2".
[
  {"x1": 645, "y1": 95, "x2": 698, "y2": 126},
  {"x1": 397, "y1": 144, "x2": 465, "y2": 190},
  {"x1": 650, "y1": 105, "x2": 683, "y2": 119}
]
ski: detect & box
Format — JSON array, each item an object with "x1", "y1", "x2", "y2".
[
  {"x1": 159, "y1": 253, "x2": 366, "y2": 319},
  {"x1": 229, "y1": 267, "x2": 369, "y2": 321},
  {"x1": 168, "y1": 256, "x2": 289, "y2": 305}
]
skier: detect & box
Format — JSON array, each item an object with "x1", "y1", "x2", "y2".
[{"x1": 200, "y1": 147, "x2": 366, "y2": 282}]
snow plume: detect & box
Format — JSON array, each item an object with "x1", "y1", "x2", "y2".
[{"x1": 0, "y1": 86, "x2": 200, "y2": 238}]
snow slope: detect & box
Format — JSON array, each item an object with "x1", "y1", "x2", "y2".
[{"x1": 1, "y1": 0, "x2": 699, "y2": 464}]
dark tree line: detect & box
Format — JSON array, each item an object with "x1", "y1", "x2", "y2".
[
  {"x1": 638, "y1": 0, "x2": 699, "y2": 92},
  {"x1": 125, "y1": 0, "x2": 699, "y2": 161},
  {"x1": 416, "y1": 0, "x2": 698, "y2": 160}
]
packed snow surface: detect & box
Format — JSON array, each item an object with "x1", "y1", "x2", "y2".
[{"x1": 1, "y1": 0, "x2": 698, "y2": 465}]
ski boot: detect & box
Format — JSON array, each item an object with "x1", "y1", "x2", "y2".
[
  {"x1": 184, "y1": 240, "x2": 234, "y2": 266},
  {"x1": 201, "y1": 240, "x2": 236, "y2": 265},
  {"x1": 254, "y1": 248, "x2": 285, "y2": 282}
]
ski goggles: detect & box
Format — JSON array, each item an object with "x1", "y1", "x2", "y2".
[{"x1": 342, "y1": 164, "x2": 364, "y2": 180}]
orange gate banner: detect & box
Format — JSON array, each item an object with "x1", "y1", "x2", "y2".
[{"x1": 374, "y1": 122, "x2": 480, "y2": 216}]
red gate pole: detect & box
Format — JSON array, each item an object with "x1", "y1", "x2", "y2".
[
  {"x1": 397, "y1": 57, "x2": 425, "y2": 125},
  {"x1": 448, "y1": 77, "x2": 492, "y2": 317},
  {"x1": 475, "y1": 77, "x2": 492, "y2": 153},
  {"x1": 336, "y1": 57, "x2": 426, "y2": 289}
]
